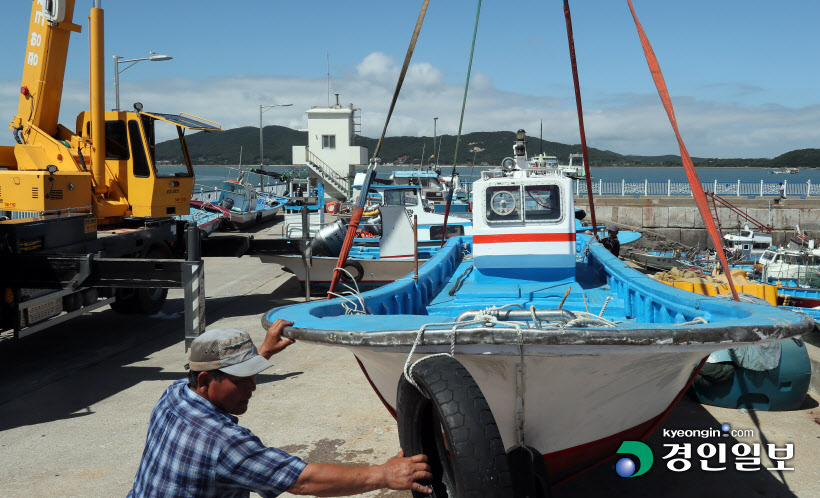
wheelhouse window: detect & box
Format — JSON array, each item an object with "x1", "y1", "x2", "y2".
[
  {"x1": 322, "y1": 135, "x2": 336, "y2": 149},
  {"x1": 523, "y1": 184, "x2": 561, "y2": 222},
  {"x1": 485, "y1": 184, "x2": 562, "y2": 224},
  {"x1": 430, "y1": 224, "x2": 465, "y2": 240},
  {"x1": 383, "y1": 188, "x2": 418, "y2": 206},
  {"x1": 486, "y1": 186, "x2": 522, "y2": 223}
]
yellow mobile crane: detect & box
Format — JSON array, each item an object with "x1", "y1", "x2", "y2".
[{"x1": 0, "y1": 0, "x2": 217, "y2": 341}]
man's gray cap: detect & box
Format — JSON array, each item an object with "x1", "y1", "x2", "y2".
[
  {"x1": 188, "y1": 328, "x2": 272, "y2": 377},
  {"x1": 608, "y1": 224, "x2": 620, "y2": 232}
]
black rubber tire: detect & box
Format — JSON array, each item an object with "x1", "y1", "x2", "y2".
[
  {"x1": 508, "y1": 445, "x2": 553, "y2": 498},
  {"x1": 397, "y1": 355, "x2": 514, "y2": 498},
  {"x1": 340, "y1": 260, "x2": 364, "y2": 284},
  {"x1": 110, "y1": 244, "x2": 170, "y2": 315},
  {"x1": 134, "y1": 245, "x2": 171, "y2": 314},
  {"x1": 110, "y1": 288, "x2": 138, "y2": 314}
]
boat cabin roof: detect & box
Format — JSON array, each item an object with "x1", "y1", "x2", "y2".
[{"x1": 391, "y1": 170, "x2": 440, "y2": 178}]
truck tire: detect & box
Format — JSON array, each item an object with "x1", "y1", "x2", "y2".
[
  {"x1": 110, "y1": 244, "x2": 170, "y2": 315},
  {"x1": 397, "y1": 355, "x2": 514, "y2": 498}
]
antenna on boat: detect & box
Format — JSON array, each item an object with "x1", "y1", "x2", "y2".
[
  {"x1": 540, "y1": 119, "x2": 543, "y2": 155},
  {"x1": 239, "y1": 145, "x2": 243, "y2": 167},
  {"x1": 327, "y1": 52, "x2": 331, "y2": 107}
]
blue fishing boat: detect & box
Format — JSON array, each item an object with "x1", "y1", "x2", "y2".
[
  {"x1": 176, "y1": 200, "x2": 228, "y2": 236},
  {"x1": 383, "y1": 169, "x2": 471, "y2": 214},
  {"x1": 263, "y1": 134, "x2": 813, "y2": 491},
  {"x1": 211, "y1": 179, "x2": 288, "y2": 229}
]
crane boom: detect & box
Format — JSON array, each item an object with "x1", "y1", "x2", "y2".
[{"x1": 14, "y1": 0, "x2": 82, "y2": 139}]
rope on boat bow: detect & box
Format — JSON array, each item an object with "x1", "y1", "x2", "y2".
[
  {"x1": 626, "y1": 0, "x2": 740, "y2": 301},
  {"x1": 439, "y1": 0, "x2": 483, "y2": 248},
  {"x1": 327, "y1": 0, "x2": 430, "y2": 297}
]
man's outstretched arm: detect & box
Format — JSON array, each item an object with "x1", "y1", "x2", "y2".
[{"x1": 287, "y1": 449, "x2": 432, "y2": 496}]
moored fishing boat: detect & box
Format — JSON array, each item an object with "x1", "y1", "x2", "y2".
[
  {"x1": 756, "y1": 246, "x2": 820, "y2": 285},
  {"x1": 263, "y1": 134, "x2": 814, "y2": 490},
  {"x1": 722, "y1": 224, "x2": 772, "y2": 261},
  {"x1": 176, "y1": 200, "x2": 228, "y2": 236},
  {"x1": 210, "y1": 178, "x2": 288, "y2": 229},
  {"x1": 770, "y1": 167, "x2": 799, "y2": 174},
  {"x1": 387, "y1": 169, "x2": 469, "y2": 213}
]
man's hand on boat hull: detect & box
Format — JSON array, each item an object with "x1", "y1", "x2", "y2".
[{"x1": 258, "y1": 319, "x2": 295, "y2": 359}]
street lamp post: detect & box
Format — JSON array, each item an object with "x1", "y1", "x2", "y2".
[
  {"x1": 259, "y1": 103, "x2": 293, "y2": 167},
  {"x1": 113, "y1": 52, "x2": 172, "y2": 111},
  {"x1": 433, "y1": 117, "x2": 438, "y2": 168}
]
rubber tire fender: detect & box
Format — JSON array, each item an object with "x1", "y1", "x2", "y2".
[
  {"x1": 340, "y1": 260, "x2": 364, "y2": 284},
  {"x1": 397, "y1": 355, "x2": 514, "y2": 498}
]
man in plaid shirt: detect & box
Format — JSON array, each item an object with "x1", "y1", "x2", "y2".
[{"x1": 129, "y1": 320, "x2": 432, "y2": 496}]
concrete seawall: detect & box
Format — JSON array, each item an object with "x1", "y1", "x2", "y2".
[{"x1": 575, "y1": 196, "x2": 820, "y2": 248}]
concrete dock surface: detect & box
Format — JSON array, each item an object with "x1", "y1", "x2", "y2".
[{"x1": 0, "y1": 250, "x2": 818, "y2": 497}]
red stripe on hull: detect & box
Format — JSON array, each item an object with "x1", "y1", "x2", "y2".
[{"x1": 474, "y1": 233, "x2": 576, "y2": 244}]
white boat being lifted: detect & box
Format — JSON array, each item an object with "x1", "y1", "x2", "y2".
[{"x1": 263, "y1": 131, "x2": 814, "y2": 493}]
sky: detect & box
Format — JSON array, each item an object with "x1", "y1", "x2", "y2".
[{"x1": 1, "y1": 0, "x2": 819, "y2": 159}]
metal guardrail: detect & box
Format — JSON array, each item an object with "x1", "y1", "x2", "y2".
[
  {"x1": 191, "y1": 176, "x2": 816, "y2": 202},
  {"x1": 572, "y1": 179, "x2": 817, "y2": 197}
]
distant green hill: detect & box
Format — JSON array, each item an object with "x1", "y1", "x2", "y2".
[{"x1": 155, "y1": 125, "x2": 820, "y2": 168}]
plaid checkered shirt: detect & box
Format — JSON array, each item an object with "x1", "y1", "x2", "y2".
[{"x1": 128, "y1": 379, "x2": 306, "y2": 497}]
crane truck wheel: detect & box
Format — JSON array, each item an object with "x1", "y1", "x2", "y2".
[{"x1": 111, "y1": 244, "x2": 171, "y2": 315}]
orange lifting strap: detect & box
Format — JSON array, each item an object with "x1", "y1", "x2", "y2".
[{"x1": 626, "y1": 0, "x2": 739, "y2": 301}]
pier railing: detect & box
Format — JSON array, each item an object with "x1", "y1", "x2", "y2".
[{"x1": 573, "y1": 179, "x2": 818, "y2": 197}]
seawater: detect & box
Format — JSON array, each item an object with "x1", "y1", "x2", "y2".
[{"x1": 190, "y1": 165, "x2": 820, "y2": 190}]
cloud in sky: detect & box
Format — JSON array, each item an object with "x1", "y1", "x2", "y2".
[{"x1": 1, "y1": 52, "x2": 816, "y2": 159}]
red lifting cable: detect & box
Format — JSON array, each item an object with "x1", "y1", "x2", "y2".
[
  {"x1": 563, "y1": 0, "x2": 598, "y2": 239},
  {"x1": 626, "y1": 0, "x2": 739, "y2": 301}
]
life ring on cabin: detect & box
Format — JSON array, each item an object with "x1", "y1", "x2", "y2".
[
  {"x1": 326, "y1": 201, "x2": 340, "y2": 214},
  {"x1": 397, "y1": 355, "x2": 514, "y2": 496},
  {"x1": 339, "y1": 260, "x2": 364, "y2": 284}
]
